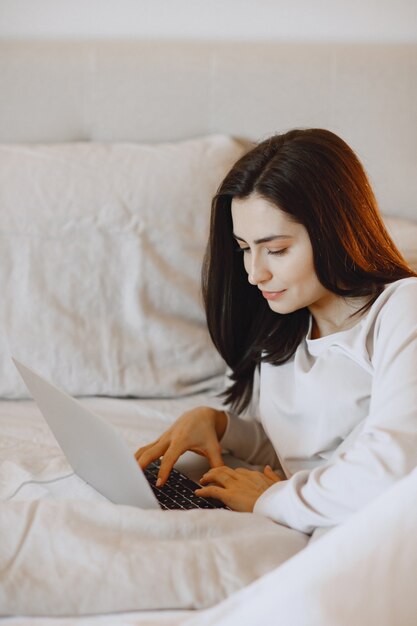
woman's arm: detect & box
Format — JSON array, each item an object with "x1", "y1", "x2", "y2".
[{"x1": 254, "y1": 281, "x2": 417, "y2": 534}]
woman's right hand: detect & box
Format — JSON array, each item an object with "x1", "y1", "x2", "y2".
[{"x1": 134, "y1": 406, "x2": 228, "y2": 487}]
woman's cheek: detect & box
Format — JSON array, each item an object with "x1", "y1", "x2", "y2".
[{"x1": 243, "y1": 256, "x2": 250, "y2": 275}]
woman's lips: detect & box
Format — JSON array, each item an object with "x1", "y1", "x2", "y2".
[{"x1": 261, "y1": 290, "x2": 286, "y2": 300}]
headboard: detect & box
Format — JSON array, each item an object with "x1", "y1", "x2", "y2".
[
  {"x1": 0, "y1": 39, "x2": 416, "y2": 400},
  {"x1": 0, "y1": 40, "x2": 416, "y2": 219}
]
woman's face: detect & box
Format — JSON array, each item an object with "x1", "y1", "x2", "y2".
[{"x1": 231, "y1": 193, "x2": 332, "y2": 316}]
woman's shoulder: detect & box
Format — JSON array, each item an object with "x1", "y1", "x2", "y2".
[
  {"x1": 377, "y1": 277, "x2": 417, "y2": 312},
  {"x1": 384, "y1": 276, "x2": 417, "y2": 292},
  {"x1": 367, "y1": 277, "x2": 417, "y2": 341}
]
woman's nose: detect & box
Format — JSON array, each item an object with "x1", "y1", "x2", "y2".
[{"x1": 247, "y1": 257, "x2": 272, "y2": 285}]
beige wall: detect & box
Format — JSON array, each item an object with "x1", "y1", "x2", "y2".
[{"x1": 0, "y1": 0, "x2": 416, "y2": 42}]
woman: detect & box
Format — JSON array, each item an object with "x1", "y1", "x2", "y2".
[{"x1": 135, "y1": 128, "x2": 417, "y2": 534}]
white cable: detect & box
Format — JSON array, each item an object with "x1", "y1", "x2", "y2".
[{"x1": 5, "y1": 472, "x2": 75, "y2": 501}]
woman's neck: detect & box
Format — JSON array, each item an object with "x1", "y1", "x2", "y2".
[{"x1": 309, "y1": 294, "x2": 373, "y2": 339}]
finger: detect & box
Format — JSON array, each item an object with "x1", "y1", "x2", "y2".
[
  {"x1": 136, "y1": 441, "x2": 167, "y2": 470},
  {"x1": 135, "y1": 441, "x2": 159, "y2": 461},
  {"x1": 200, "y1": 466, "x2": 236, "y2": 486},
  {"x1": 157, "y1": 447, "x2": 185, "y2": 486},
  {"x1": 263, "y1": 465, "x2": 280, "y2": 483},
  {"x1": 195, "y1": 485, "x2": 230, "y2": 506},
  {"x1": 190, "y1": 435, "x2": 224, "y2": 469},
  {"x1": 234, "y1": 467, "x2": 254, "y2": 475},
  {"x1": 205, "y1": 441, "x2": 224, "y2": 469}
]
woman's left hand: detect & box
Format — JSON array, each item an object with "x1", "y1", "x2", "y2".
[{"x1": 195, "y1": 465, "x2": 283, "y2": 512}]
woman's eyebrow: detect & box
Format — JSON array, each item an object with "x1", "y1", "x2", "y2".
[{"x1": 232, "y1": 233, "x2": 293, "y2": 244}]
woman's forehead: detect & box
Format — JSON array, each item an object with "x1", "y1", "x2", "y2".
[{"x1": 231, "y1": 194, "x2": 297, "y2": 238}]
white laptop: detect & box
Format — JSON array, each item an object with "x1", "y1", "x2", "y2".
[
  {"x1": 12, "y1": 358, "x2": 163, "y2": 509},
  {"x1": 13, "y1": 359, "x2": 230, "y2": 510},
  {"x1": 13, "y1": 358, "x2": 229, "y2": 511}
]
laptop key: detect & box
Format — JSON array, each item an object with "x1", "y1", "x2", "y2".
[{"x1": 145, "y1": 460, "x2": 229, "y2": 510}]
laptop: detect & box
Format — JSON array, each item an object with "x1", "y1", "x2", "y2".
[{"x1": 12, "y1": 358, "x2": 228, "y2": 511}]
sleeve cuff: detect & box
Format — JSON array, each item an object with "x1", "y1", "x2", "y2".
[{"x1": 253, "y1": 471, "x2": 318, "y2": 535}]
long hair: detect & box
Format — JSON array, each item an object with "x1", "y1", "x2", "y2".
[{"x1": 202, "y1": 128, "x2": 416, "y2": 414}]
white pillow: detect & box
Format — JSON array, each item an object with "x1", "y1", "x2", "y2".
[{"x1": 0, "y1": 136, "x2": 246, "y2": 398}]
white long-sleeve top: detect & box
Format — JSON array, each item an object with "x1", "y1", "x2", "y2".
[{"x1": 220, "y1": 277, "x2": 417, "y2": 534}]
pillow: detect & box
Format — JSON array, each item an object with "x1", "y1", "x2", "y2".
[
  {"x1": 383, "y1": 215, "x2": 417, "y2": 272},
  {"x1": 0, "y1": 136, "x2": 246, "y2": 398}
]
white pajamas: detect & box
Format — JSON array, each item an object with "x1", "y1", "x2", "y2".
[{"x1": 220, "y1": 278, "x2": 417, "y2": 533}]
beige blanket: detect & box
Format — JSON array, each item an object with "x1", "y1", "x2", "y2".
[{"x1": 0, "y1": 500, "x2": 308, "y2": 616}]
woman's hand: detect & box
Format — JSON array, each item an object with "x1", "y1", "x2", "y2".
[
  {"x1": 195, "y1": 465, "x2": 283, "y2": 512},
  {"x1": 134, "y1": 406, "x2": 228, "y2": 487}
]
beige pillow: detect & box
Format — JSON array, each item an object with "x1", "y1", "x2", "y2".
[{"x1": 0, "y1": 136, "x2": 246, "y2": 398}]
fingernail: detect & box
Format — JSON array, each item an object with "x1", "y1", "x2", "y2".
[{"x1": 156, "y1": 478, "x2": 162, "y2": 487}]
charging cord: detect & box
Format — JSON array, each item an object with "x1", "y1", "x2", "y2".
[{"x1": 6, "y1": 472, "x2": 75, "y2": 501}]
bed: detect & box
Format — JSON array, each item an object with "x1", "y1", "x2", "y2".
[{"x1": 0, "y1": 40, "x2": 416, "y2": 625}]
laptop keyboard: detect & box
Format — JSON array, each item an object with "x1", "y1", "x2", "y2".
[{"x1": 144, "y1": 460, "x2": 229, "y2": 510}]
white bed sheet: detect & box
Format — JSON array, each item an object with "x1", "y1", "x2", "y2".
[
  {"x1": 0, "y1": 393, "x2": 309, "y2": 622},
  {"x1": 0, "y1": 611, "x2": 192, "y2": 626},
  {"x1": 0, "y1": 394, "x2": 207, "y2": 625}
]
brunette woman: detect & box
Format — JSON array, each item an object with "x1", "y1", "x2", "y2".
[{"x1": 136, "y1": 128, "x2": 417, "y2": 534}]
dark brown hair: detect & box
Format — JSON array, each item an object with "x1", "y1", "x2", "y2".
[{"x1": 202, "y1": 128, "x2": 416, "y2": 413}]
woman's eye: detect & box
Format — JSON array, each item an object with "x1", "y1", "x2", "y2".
[
  {"x1": 267, "y1": 248, "x2": 288, "y2": 256},
  {"x1": 236, "y1": 247, "x2": 250, "y2": 254}
]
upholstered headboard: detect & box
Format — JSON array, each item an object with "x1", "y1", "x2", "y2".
[{"x1": 0, "y1": 40, "x2": 416, "y2": 219}]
